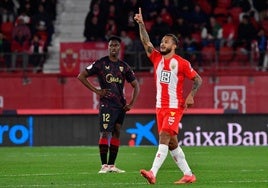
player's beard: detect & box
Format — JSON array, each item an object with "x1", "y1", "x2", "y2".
[{"x1": 160, "y1": 47, "x2": 172, "y2": 55}]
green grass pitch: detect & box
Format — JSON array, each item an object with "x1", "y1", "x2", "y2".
[{"x1": 0, "y1": 146, "x2": 267, "y2": 188}]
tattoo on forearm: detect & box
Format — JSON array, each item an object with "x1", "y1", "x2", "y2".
[
  {"x1": 139, "y1": 23, "x2": 150, "y2": 44},
  {"x1": 191, "y1": 75, "x2": 202, "y2": 97}
]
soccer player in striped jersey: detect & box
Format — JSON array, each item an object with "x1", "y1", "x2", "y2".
[
  {"x1": 77, "y1": 36, "x2": 140, "y2": 173},
  {"x1": 134, "y1": 8, "x2": 202, "y2": 184}
]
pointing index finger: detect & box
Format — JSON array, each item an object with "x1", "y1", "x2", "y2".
[{"x1": 139, "y1": 7, "x2": 142, "y2": 14}]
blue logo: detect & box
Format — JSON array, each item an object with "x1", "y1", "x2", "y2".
[
  {"x1": 0, "y1": 116, "x2": 33, "y2": 146},
  {"x1": 126, "y1": 120, "x2": 157, "y2": 146}
]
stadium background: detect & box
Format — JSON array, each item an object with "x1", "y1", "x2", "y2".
[{"x1": 0, "y1": 0, "x2": 267, "y2": 146}]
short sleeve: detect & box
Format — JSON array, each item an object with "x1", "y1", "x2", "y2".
[
  {"x1": 125, "y1": 63, "x2": 136, "y2": 83},
  {"x1": 183, "y1": 60, "x2": 197, "y2": 79},
  {"x1": 85, "y1": 61, "x2": 99, "y2": 76}
]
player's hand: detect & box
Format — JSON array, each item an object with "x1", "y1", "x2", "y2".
[
  {"x1": 184, "y1": 94, "x2": 194, "y2": 110},
  {"x1": 96, "y1": 89, "x2": 111, "y2": 97},
  {"x1": 123, "y1": 104, "x2": 133, "y2": 111},
  {"x1": 134, "y1": 7, "x2": 144, "y2": 24}
]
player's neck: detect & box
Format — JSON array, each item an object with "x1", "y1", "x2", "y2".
[
  {"x1": 109, "y1": 56, "x2": 119, "y2": 62},
  {"x1": 163, "y1": 52, "x2": 175, "y2": 59}
]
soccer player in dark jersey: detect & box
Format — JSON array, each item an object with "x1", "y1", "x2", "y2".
[{"x1": 77, "y1": 36, "x2": 140, "y2": 173}]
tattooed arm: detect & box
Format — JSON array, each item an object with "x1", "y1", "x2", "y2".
[
  {"x1": 184, "y1": 74, "x2": 203, "y2": 109},
  {"x1": 134, "y1": 7, "x2": 154, "y2": 56}
]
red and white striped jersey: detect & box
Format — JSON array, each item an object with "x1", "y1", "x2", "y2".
[{"x1": 149, "y1": 49, "x2": 197, "y2": 108}]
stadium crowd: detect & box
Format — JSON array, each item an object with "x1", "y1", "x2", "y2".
[
  {"x1": 84, "y1": 0, "x2": 268, "y2": 72},
  {"x1": 1, "y1": 0, "x2": 268, "y2": 73},
  {"x1": 0, "y1": 0, "x2": 57, "y2": 72}
]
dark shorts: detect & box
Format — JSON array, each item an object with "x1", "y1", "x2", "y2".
[{"x1": 99, "y1": 106, "x2": 126, "y2": 132}]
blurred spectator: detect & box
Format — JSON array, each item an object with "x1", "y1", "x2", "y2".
[
  {"x1": 175, "y1": 0, "x2": 194, "y2": 21},
  {"x1": 159, "y1": 7, "x2": 173, "y2": 26},
  {"x1": 0, "y1": 32, "x2": 11, "y2": 70},
  {"x1": 183, "y1": 35, "x2": 201, "y2": 67},
  {"x1": 120, "y1": 30, "x2": 133, "y2": 51},
  {"x1": 189, "y1": 4, "x2": 208, "y2": 31},
  {"x1": 248, "y1": 10, "x2": 260, "y2": 31},
  {"x1": 253, "y1": 1, "x2": 268, "y2": 21},
  {"x1": 171, "y1": 16, "x2": 192, "y2": 40},
  {"x1": 31, "y1": 3, "x2": 54, "y2": 46},
  {"x1": 98, "y1": 0, "x2": 118, "y2": 30},
  {"x1": 15, "y1": 10, "x2": 31, "y2": 26},
  {"x1": 150, "y1": 15, "x2": 170, "y2": 46},
  {"x1": 125, "y1": 10, "x2": 138, "y2": 37},
  {"x1": 176, "y1": 0, "x2": 195, "y2": 15},
  {"x1": 209, "y1": 16, "x2": 222, "y2": 51},
  {"x1": 234, "y1": 14, "x2": 257, "y2": 53},
  {"x1": 201, "y1": 16, "x2": 222, "y2": 51},
  {"x1": 1, "y1": 17, "x2": 14, "y2": 41},
  {"x1": 17, "y1": 0, "x2": 35, "y2": 18},
  {"x1": 231, "y1": 0, "x2": 251, "y2": 13},
  {"x1": 84, "y1": 2, "x2": 106, "y2": 41},
  {"x1": 84, "y1": 16, "x2": 104, "y2": 42},
  {"x1": 160, "y1": 0, "x2": 178, "y2": 21},
  {"x1": 105, "y1": 18, "x2": 118, "y2": 40},
  {"x1": 256, "y1": 28, "x2": 267, "y2": 71},
  {"x1": 239, "y1": 7, "x2": 260, "y2": 30},
  {"x1": 117, "y1": 0, "x2": 141, "y2": 33},
  {"x1": 106, "y1": 4, "x2": 116, "y2": 20},
  {"x1": 0, "y1": 0, "x2": 17, "y2": 23},
  {"x1": 89, "y1": 0, "x2": 101, "y2": 11},
  {"x1": 221, "y1": 15, "x2": 237, "y2": 47},
  {"x1": 89, "y1": 1, "x2": 101, "y2": 17},
  {"x1": 142, "y1": 0, "x2": 160, "y2": 21},
  {"x1": 82, "y1": 0, "x2": 268, "y2": 71},
  {"x1": 11, "y1": 17, "x2": 31, "y2": 71},
  {"x1": 37, "y1": 0, "x2": 57, "y2": 22},
  {"x1": 29, "y1": 33, "x2": 45, "y2": 72}
]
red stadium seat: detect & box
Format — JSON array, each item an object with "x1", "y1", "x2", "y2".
[
  {"x1": 216, "y1": 0, "x2": 231, "y2": 8},
  {"x1": 191, "y1": 32, "x2": 201, "y2": 43},
  {"x1": 228, "y1": 7, "x2": 243, "y2": 25},
  {"x1": 196, "y1": 0, "x2": 212, "y2": 15},
  {"x1": 1, "y1": 21, "x2": 14, "y2": 41},
  {"x1": 144, "y1": 20, "x2": 154, "y2": 32},
  {"x1": 214, "y1": 7, "x2": 228, "y2": 16},
  {"x1": 201, "y1": 45, "x2": 216, "y2": 63},
  {"x1": 234, "y1": 47, "x2": 249, "y2": 62},
  {"x1": 219, "y1": 46, "x2": 233, "y2": 63}
]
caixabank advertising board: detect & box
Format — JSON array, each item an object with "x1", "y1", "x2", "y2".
[{"x1": 0, "y1": 114, "x2": 267, "y2": 146}]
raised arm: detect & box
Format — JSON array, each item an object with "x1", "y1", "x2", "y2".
[{"x1": 134, "y1": 7, "x2": 154, "y2": 57}]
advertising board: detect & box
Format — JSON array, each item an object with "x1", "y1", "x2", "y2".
[{"x1": 1, "y1": 114, "x2": 267, "y2": 146}]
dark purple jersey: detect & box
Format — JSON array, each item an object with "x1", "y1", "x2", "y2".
[{"x1": 85, "y1": 56, "x2": 136, "y2": 108}]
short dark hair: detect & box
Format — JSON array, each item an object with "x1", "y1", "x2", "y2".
[
  {"x1": 108, "y1": 35, "x2": 121, "y2": 43},
  {"x1": 165, "y1": 34, "x2": 179, "y2": 46}
]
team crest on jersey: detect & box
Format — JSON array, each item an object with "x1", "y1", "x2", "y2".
[
  {"x1": 171, "y1": 62, "x2": 176, "y2": 70},
  {"x1": 103, "y1": 123, "x2": 108, "y2": 129},
  {"x1": 119, "y1": 66, "x2": 124, "y2": 72},
  {"x1": 105, "y1": 65, "x2": 110, "y2": 70},
  {"x1": 170, "y1": 111, "x2": 176, "y2": 116}
]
